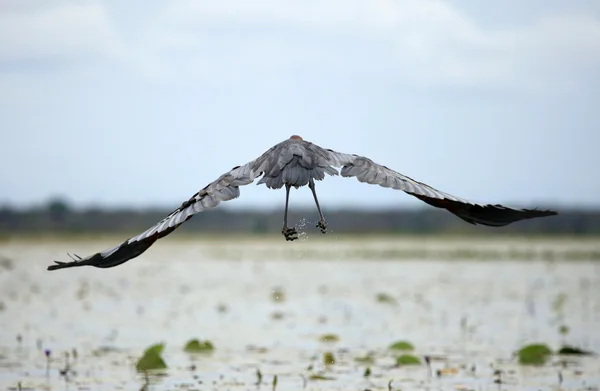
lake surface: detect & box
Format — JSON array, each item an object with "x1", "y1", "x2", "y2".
[{"x1": 1, "y1": 236, "x2": 599, "y2": 390}]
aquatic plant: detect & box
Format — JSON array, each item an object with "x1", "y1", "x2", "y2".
[
  {"x1": 136, "y1": 343, "x2": 167, "y2": 372},
  {"x1": 271, "y1": 311, "x2": 284, "y2": 320},
  {"x1": 425, "y1": 355, "x2": 432, "y2": 377},
  {"x1": 518, "y1": 343, "x2": 552, "y2": 365},
  {"x1": 558, "y1": 345, "x2": 593, "y2": 355},
  {"x1": 44, "y1": 349, "x2": 51, "y2": 377},
  {"x1": 395, "y1": 354, "x2": 420, "y2": 366},
  {"x1": 255, "y1": 369, "x2": 263, "y2": 385},
  {"x1": 558, "y1": 324, "x2": 570, "y2": 336},
  {"x1": 271, "y1": 287, "x2": 285, "y2": 302},
  {"x1": 376, "y1": 292, "x2": 396, "y2": 304},
  {"x1": 309, "y1": 374, "x2": 335, "y2": 381},
  {"x1": 319, "y1": 333, "x2": 339, "y2": 342},
  {"x1": 184, "y1": 339, "x2": 214, "y2": 353},
  {"x1": 216, "y1": 303, "x2": 228, "y2": 313},
  {"x1": 493, "y1": 369, "x2": 503, "y2": 384},
  {"x1": 389, "y1": 341, "x2": 414, "y2": 351},
  {"x1": 323, "y1": 351, "x2": 336, "y2": 365},
  {"x1": 59, "y1": 352, "x2": 71, "y2": 378}
]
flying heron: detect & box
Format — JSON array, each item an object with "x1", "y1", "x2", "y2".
[{"x1": 47, "y1": 135, "x2": 556, "y2": 271}]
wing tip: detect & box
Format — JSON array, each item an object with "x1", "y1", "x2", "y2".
[
  {"x1": 47, "y1": 253, "x2": 88, "y2": 271},
  {"x1": 524, "y1": 208, "x2": 558, "y2": 217},
  {"x1": 47, "y1": 261, "x2": 72, "y2": 271}
]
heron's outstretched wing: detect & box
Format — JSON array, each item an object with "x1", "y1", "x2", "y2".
[
  {"x1": 324, "y1": 150, "x2": 557, "y2": 226},
  {"x1": 47, "y1": 162, "x2": 262, "y2": 271}
]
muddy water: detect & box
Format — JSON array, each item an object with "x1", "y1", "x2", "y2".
[{"x1": 1, "y1": 237, "x2": 599, "y2": 390}]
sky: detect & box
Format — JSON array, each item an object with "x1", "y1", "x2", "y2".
[{"x1": 1, "y1": 0, "x2": 599, "y2": 211}]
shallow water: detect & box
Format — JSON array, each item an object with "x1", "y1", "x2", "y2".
[{"x1": 1, "y1": 237, "x2": 599, "y2": 390}]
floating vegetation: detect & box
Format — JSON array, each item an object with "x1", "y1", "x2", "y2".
[
  {"x1": 558, "y1": 325, "x2": 570, "y2": 335},
  {"x1": 271, "y1": 311, "x2": 284, "y2": 320},
  {"x1": 493, "y1": 369, "x2": 503, "y2": 384},
  {"x1": 92, "y1": 346, "x2": 123, "y2": 356},
  {"x1": 395, "y1": 354, "x2": 421, "y2": 366},
  {"x1": 354, "y1": 353, "x2": 375, "y2": 364},
  {"x1": 207, "y1": 243, "x2": 600, "y2": 262},
  {"x1": 271, "y1": 287, "x2": 285, "y2": 302},
  {"x1": 558, "y1": 345, "x2": 594, "y2": 356},
  {"x1": 319, "y1": 333, "x2": 339, "y2": 342},
  {"x1": 136, "y1": 343, "x2": 167, "y2": 372},
  {"x1": 184, "y1": 339, "x2": 214, "y2": 353},
  {"x1": 6, "y1": 237, "x2": 600, "y2": 390},
  {"x1": 323, "y1": 351, "x2": 336, "y2": 365},
  {"x1": 309, "y1": 374, "x2": 336, "y2": 381},
  {"x1": 518, "y1": 344, "x2": 552, "y2": 365},
  {"x1": 216, "y1": 303, "x2": 228, "y2": 313},
  {"x1": 255, "y1": 369, "x2": 263, "y2": 385},
  {"x1": 376, "y1": 292, "x2": 397, "y2": 304},
  {"x1": 389, "y1": 341, "x2": 414, "y2": 351},
  {"x1": 44, "y1": 349, "x2": 51, "y2": 376}
]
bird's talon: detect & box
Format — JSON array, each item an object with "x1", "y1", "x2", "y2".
[
  {"x1": 282, "y1": 227, "x2": 298, "y2": 241},
  {"x1": 316, "y1": 220, "x2": 327, "y2": 234}
]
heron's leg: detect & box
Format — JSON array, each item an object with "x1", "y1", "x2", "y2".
[
  {"x1": 282, "y1": 183, "x2": 298, "y2": 241},
  {"x1": 309, "y1": 179, "x2": 327, "y2": 234}
]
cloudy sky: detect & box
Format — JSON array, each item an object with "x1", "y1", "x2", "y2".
[{"x1": 1, "y1": 0, "x2": 599, "y2": 211}]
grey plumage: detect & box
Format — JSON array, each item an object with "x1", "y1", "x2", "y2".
[{"x1": 47, "y1": 135, "x2": 556, "y2": 271}]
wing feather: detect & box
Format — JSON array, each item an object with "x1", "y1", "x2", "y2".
[
  {"x1": 323, "y1": 149, "x2": 557, "y2": 226},
  {"x1": 47, "y1": 161, "x2": 262, "y2": 271}
]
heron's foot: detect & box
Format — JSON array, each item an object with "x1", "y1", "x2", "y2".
[
  {"x1": 316, "y1": 220, "x2": 328, "y2": 234},
  {"x1": 282, "y1": 226, "x2": 299, "y2": 241}
]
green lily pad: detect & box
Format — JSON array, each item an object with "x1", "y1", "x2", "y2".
[
  {"x1": 319, "y1": 334, "x2": 339, "y2": 342},
  {"x1": 395, "y1": 354, "x2": 420, "y2": 366},
  {"x1": 136, "y1": 343, "x2": 167, "y2": 372},
  {"x1": 184, "y1": 339, "x2": 214, "y2": 353},
  {"x1": 389, "y1": 341, "x2": 414, "y2": 351},
  {"x1": 323, "y1": 351, "x2": 336, "y2": 365},
  {"x1": 376, "y1": 293, "x2": 397, "y2": 304},
  {"x1": 309, "y1": 374, "x2": 336, "y2": 381},
  {"x1": 518, "y1": 344, "x2": 552, "y2": 365},
  {"x1": 558, "y1": 345, "x2": 593, "y2": 355}
]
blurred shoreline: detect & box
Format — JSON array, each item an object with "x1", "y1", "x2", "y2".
[
  {"x1": 2, "y1": 233, "x2": 599, "y2": 262},
  {"x1": 1, "y1": 198, "x2": 598, "y2": 236}
]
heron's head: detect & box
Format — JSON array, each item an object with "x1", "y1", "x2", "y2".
[{"x1": 289, "y1": 135, "x2": 303, "y2": 140}]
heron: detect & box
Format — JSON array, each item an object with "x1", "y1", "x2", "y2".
[{"x1": 47, "y1": 135, "x2": 556, "y2": 271}]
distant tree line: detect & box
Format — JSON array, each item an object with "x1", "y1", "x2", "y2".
[{"x1": 0, "y1": 197, "x2": 599, "y2": 236}]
